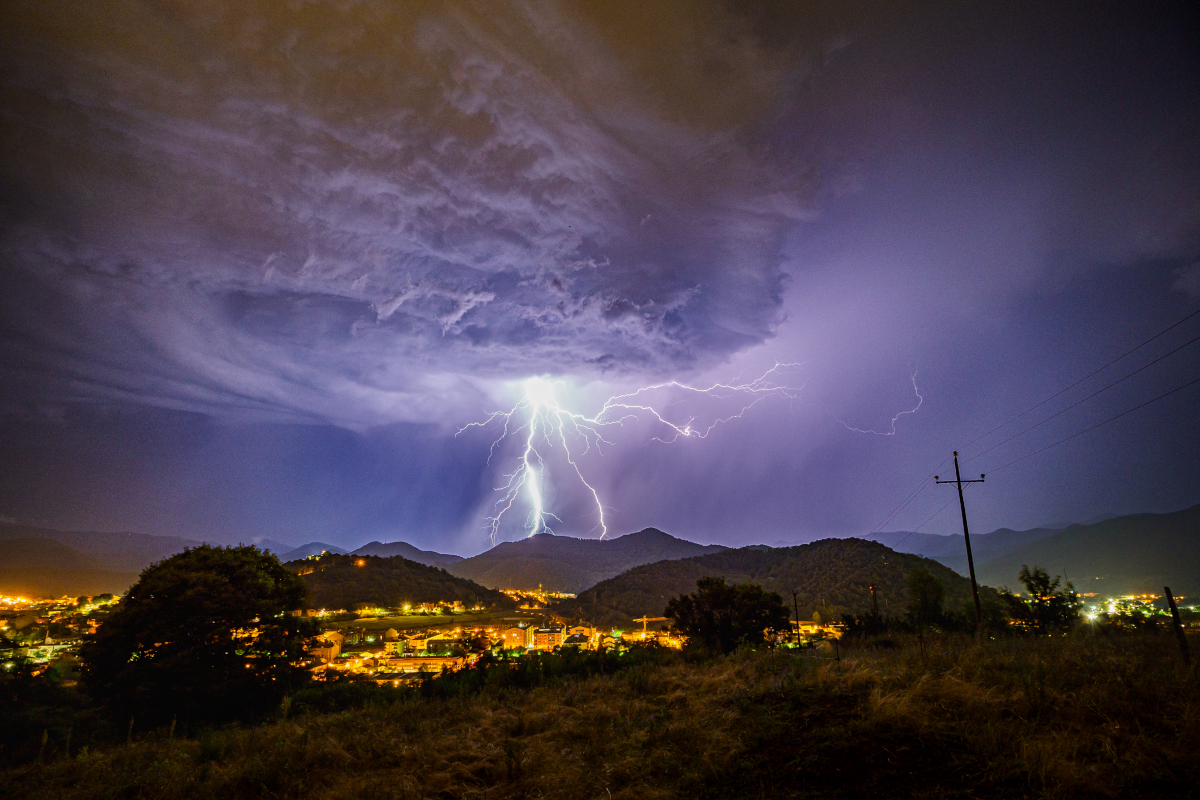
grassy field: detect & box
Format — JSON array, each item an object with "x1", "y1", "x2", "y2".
[
  {"x1": 347, "y1": 608, "x2": 543, "y2": 632},
  {"x1": 5, "y1": 633, "x2": 1197, "y2": 799}
]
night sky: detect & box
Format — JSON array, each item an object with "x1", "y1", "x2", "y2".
[{"x1": 1, "y1": 2, "x2": 1197, "y2": 556}]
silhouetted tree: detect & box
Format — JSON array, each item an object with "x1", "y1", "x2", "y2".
[
  {"x1": 1004, "y1": 565, "x2": 1081, "y2": 634},
  {"x1": 906, "y1": 565, "x2": 944, "y2": 631},
  {"x1": 79, "y1": 545, "x2": 314, "y2": 726},
  {"x1": 664, "y1": 577, "x2": 791, "y2": 655}
]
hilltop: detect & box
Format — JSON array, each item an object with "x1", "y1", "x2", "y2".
[
  {"x1": 976, "y1": 504, "x2": 1200, "y2": 594},
  {"x1": 277, "y1": 542, "x2": 350, "y2": 560},
  {"x1": 446, "y1": 528, "x2": 726, "y2": 593},
  {"x1": 290, "y1": 553, "x2": 516, "y2": 611},
  {"x1": 351, "y1": 540, "x2": 463, "y2": 567},
  {"x1": 555, "y1": 538, "x2": 988, "y2": 628}
]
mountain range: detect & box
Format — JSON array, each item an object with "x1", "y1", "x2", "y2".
[
  {"x1": 2, "y1": 505, "x2": 1195, "y2": 602},
  {"x1": 862, "y1": 527, "x2": 1062, "y2": 576},
  {"x1": 976, "y1": 504, "x2": 1200, "y2": 594},
  {"x1": 445, "y1": 528, "x2": 727, "y2": 593}
]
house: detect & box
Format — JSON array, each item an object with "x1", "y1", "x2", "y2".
[{"x1": 309, "y1": 642, "x2": 340, "y2": 662}]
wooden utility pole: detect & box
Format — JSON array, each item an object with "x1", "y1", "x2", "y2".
[
  {"x1": 1165, "y1": 586, "x2": 1191, "y2": 666},
  {"x1": 870, "y1": 584, "x2": 879, "y2": 618},
  {"x1": 792, "y1": 591, "x2": 801, "y2": 644},
  {"x1": 936, "y1": 452, "x2": 985, "y2": 630}
]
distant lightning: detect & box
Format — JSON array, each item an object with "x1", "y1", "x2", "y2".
[
  {"x1": 835, "y1": 369, "x2": 924, "y2": 435},
  {"x1": 457, "y1": 364, "x2": 806, "y2": 544}
]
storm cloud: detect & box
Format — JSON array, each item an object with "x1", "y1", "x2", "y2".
[{"x1": 0, "y1": 1, "x2": 837, "y2": 426}]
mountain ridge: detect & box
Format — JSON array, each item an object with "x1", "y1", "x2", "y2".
[
  {"x1": 351, "y1": 540, "x2": 463, "y2": 566},
  {"x1": 976, "y1": 504, "x2": 1200, "y2": 594},
  {"x1": 446, "y1": 527, "x2": 727, "y2": 593},
  {"x1": 554, "y1": 538, "x2": 993, "y2": 628}
]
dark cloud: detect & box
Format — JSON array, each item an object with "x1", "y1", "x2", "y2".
[{"x1": 1, "y1": 0, "x2": 829, "y2": 425}]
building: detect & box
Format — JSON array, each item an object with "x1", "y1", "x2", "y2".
[
  {"x1": 562, "y1": 633, "x2": 589, "y2": 649},
  {"x1": 532, "y1": 624, "x2": 564, "y2": 650},
  {"x1": 501, "y1": 625, "x2": 528, "y2": 649},
  {"x1": 378, "y1": 654, "x2": 466, "y2": 674}
]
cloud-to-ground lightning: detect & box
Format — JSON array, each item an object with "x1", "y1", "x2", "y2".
[{"x1": 457, "y1": 364, "x2": 808, "y2": 544}]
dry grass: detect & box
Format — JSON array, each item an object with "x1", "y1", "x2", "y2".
[{"x1": 6, "y1": 634, "x2": 1197, "y2": 799}]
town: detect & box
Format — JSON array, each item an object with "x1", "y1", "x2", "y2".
[{"x1": 4, "y1": 588, "x2": 1189, "y2": 686}]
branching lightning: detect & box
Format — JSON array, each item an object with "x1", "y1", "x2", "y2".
[
  {"x1": 459, "y1": 363, "x2": 924, "y2": 545},
  {"x1": 457, "y1": 364, "x2": 806, "y2": 544},
  {"x1": 835, "y1": 369, "x2": 924, "y2": 435}
]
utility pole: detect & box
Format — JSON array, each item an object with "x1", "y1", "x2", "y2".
[
  {"x1": 870, "y1": 584, "x2": 879, "y2": 618},
  {"x1": 792, "y1": 591, "x2": 801, "y2": 644},
  {"x1": 936, "y1": 452, "x2": 985, "y2": 631}
]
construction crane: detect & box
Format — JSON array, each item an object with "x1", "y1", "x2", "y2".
[{"x1": 633, "y1": 616, "x2": 668, "y2": 633}]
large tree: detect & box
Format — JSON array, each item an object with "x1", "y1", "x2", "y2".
[
  {"x1": 79, "y1": 545, "x2": 313, "y2": 726},
  {"x1": 665, "y1": 577, "x2": 791, "y2": 655},
  {"x1": 1005, "y1": 565, "x2": 1082, "y2": 635},
  {"x1": 906, "y1": 565, "x2": 945, "y2": 631}
]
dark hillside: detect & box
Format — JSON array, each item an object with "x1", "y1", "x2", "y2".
[
  {"x1": 866, "y1": 526, "x2": 1060, "y2": 575},
  {"x1": 0, "y1": 523, "x2": 201, "y2": 572},
  {"x1": 0, "y1": 537, "x2": 139, "y2": 597},
  {"x1": 556, "y1": 539, "x2": 988, "y2": 627},
  {"x1": 0, "y1": 538, "x2": 101, "y2": 571},
  {"x1": 292, "y1": 553, "x2": 516, "y2": 611},
  {"x1": 977, "y1": 504, "x2": 1200, "y2": 594},
  {"x1": 447, "y1": 528, "x2": 726, "y2": 593}
]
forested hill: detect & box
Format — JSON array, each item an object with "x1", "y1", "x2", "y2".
[
  {"x1": 351, "y1": 540, "x2": 463, "y2": 566},
  {"x1": 447, "y1": 528, "x2": 727, "y2": 593},
  {"x1": 976, "y1": 504, "x2": 1200, "y2": 595},
  {"x1": 554, "y1": 539, "x2": 989, "y2": 628},
  {"x1": 290, "y1": 553, "x2": 516, "y2": 611}
]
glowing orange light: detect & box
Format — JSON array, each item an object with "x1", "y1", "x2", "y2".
[{"x1": 356, "y1": 559, "x2": 366, "y2": 567}]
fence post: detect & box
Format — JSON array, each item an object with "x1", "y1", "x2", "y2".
[{"x1": 1165, "y1": 586, "x2": 1191, "y2": 667}]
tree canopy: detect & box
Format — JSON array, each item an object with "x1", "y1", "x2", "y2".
[
  {"x1": 664, "y1": 577, "x2": 791, "y2": 654},
  {"x1": 906, "y1": 565, "x2": 945, "y2": 630},
  {"x1": 1004, "y1": 565, "x2": 1082, "y2": 634},
  {"x1": 79, "y1": 545, "x2": 313, "y2": 726}
]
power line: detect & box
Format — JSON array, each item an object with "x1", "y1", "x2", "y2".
[
  {"x1": 790, "y1": 308, "x2": 1200, "y2": 605},
  {"x1": 986, "y1": 374, "x2": 1200, "y2": 474},
  {"x1": 963, "y1": 331, "x2": 1200, "y2": 464},
  {"x1": 961, "y1": 306, "x2": 1200, "y2": 451}
]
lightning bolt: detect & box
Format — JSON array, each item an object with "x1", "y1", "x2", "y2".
[
  {"x1": 457, "y1": 364, "x2": 807, "y2": 545},
  {"x1": 835, "y1": 368, "x2": 924, "y2": 435}
]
